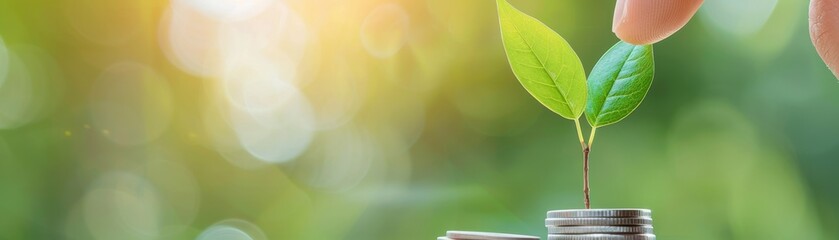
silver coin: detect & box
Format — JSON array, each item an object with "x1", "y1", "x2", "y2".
[
  {"x1": 439, "y1": 238, "x2": 454, "y2": 240},
  {"x1": 547, "y1": 226, "x2": 653, "y2": 234},
  {"x1": 547, "y1": 209, "x2": 651, "y2": 218},
  {"x1": 446, "y1": 231, "x2": 540, "y2": 240},
  {"x1": 545, "y1": 217, "x2": 652, "y2": 226},
  {"x1": 547, "y1": 234, "x2": 656, "y2": 240}
]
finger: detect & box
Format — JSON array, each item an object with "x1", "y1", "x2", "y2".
[
  {"x1": 613, "y1": 0, "x2": 704, "y2": 45},
  {"x1": 810, "y1": 0, "x2": 839, "y2": 79}
]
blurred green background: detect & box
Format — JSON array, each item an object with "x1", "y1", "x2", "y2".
[{"x1": 0, "y1": 0, "x2": 837, "y2": 239}]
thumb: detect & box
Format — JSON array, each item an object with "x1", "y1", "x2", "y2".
[
  {"x1": 612, "y1": 0, "x2": 704, "y2": 45},
  {"x1": 810, "y1": 0, "x2": 839, "y2": 79}
]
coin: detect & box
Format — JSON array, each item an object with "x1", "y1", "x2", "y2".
[
  {"x1": 545, "y1": 217, "x2": 652, "y2": 226},
  {"x1": 547, "y1": 234, "x2": 656, "y2": 240},
  {"x1": 547, "y1": 226, "x2": 653, "y2": 234},
  {"x1": 446, "y1": 231, "x2": 541, "y2": 240},
  {"x1": 546, "y1": 209, "x2": 651, "y2": 218}
]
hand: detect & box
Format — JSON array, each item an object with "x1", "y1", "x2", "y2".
[{"x1": 612, "y1": 0, "x2": 839, "y2": 79}]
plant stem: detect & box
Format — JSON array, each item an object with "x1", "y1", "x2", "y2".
[
  {"x1": 583, "y1": 144, "x2": 590, "y2": 209},
  {"x1": 574, "y1": 119, "x2": 585, "y2": 149},
  {"x1": 574, "y1": 119, "x2": 591, "y2": 209},
  {"x1": 588, "y1": 127, "x2": 597, "y2": 148}
]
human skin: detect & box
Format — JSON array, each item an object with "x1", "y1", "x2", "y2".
[{"x1": 611, "y1": 0, "x2": 839, "y2": 79}]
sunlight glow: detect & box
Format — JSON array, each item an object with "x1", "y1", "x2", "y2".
[{"x1": 360, "y1": 3, "x2": 410, "y2": 59}]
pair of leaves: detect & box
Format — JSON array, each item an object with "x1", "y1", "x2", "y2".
[{"x1": 497, "y1": 0, "x2": 654, "y2": 128}]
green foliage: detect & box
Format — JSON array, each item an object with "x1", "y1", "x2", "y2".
[
  {"x1": 496, "y1": 0, "x2": 657, "y2": 158},
  {"x1": 497, "y1": 0, "x2": 655, "y2": 127},
  {"x1": 496, "y1": 0, "x2": 587, "y2": 120},
  {"x1": 585, "y1": 42, "x2": 655, "y2": 128}
]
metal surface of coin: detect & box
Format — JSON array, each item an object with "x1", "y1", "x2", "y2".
[
  {"x1": 547, "y1": 226, "x2": 653, "y2": 234},
  {"x1": 547, "y1": 234, "x2": 656, "y2": 240},
  {"x1": 545, "y1": 217, "x2": 652, "y2": 226},
  {"x1": 547, "y1": 209, "x2": 651, "y2": 218}
]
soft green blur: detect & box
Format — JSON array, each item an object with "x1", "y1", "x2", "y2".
[{"x1": 0, "y1": 0, "x2": 838, "y2": 239}]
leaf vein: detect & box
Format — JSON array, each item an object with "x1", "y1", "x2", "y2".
[
  {"x1": 593, "y1": 46, "x2": 636, "y2": 117},
  {"x1": 507, "y1": 18, "x2": 574, "y2": 115}
]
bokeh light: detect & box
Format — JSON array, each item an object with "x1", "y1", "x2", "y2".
[
  {"x1": 226, "y1": 78, "x2": 315, "y2": 164},
  {"x1": 297, "y1": 125, "x2": 378, "y2": 192},
  {"x1": 83, "y1": 172, "x2": 161, "y2": 240},
  {"x1": 177, "y1": 0, "x2": 274, "y2": 22},
  {"x1": 159, "y1": 1, "x2": 225, "y2": 77},
  {"x1": 197, "y1": 219, "x2": 267, "y2": 240},
  {"x1": 217, "y1": 0, "x2": 308, "y2": 68},
  {"x1": 1, "y1": 0, "x2": 838, "y2": 239},
  {"x1": 0, "y1": 45, "x2": 61, "y2": 129},
  {"x1": 143, "y1": 156, "x2": 201, "y2": 236},
  {"x1": 361, "y1": 3, "x2": 410, "y2": 59},
  {"x1": 699, "y1": 0, "x2": 803, "y2": 60},
  {"x1": 303, "y1": 57, "x2": 365, "y2": 130},
  {"x1": 0, "y1": 36, "x2": 8, "y2": 88},
  {"x1": 701, "y1": 0, "x2": 778, "y2": 37},
  {"x1": 197, "y1": 226, "x2": 253, "y2": 240},
  {"x1": 0, "y1": 50, "x2": 33, "y2": 129}
]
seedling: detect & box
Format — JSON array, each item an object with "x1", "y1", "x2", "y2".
[{"x1": 497, "y1": 0, "x2": 655, "y2": 209}]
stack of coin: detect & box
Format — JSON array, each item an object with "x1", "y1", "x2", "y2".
[
  {"x1": 439, "y1": 231, "x2": 540, "y2": 240},
  {"x1": 545, "y1": 209, "x2": 655, "y2": 240}
]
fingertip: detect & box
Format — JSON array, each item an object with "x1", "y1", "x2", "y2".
[
  {"x1": 612, "y1": 0, "x2": 704, "y2": 45},
  {"x1": 612, "y1": 0, "x2": 627, "y2": 33},
  {"x1": 810, "y1": 0, "x2": 839, "y2": 78}
]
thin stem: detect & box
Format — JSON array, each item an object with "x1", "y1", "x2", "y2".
[
  {"x1": 573, "y1": 118, "x2": 592, "y2": 209},
  {"x1": 585, "y1": 127, "x2": 596, "y2": 208},
  {"x1": 583, "y1": 144, "x2": 591, "y2": 209},
  {"x1": 574, "y1": 119, "x2": 585, "y2": 149}
]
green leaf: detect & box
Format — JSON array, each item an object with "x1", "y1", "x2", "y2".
[
  {"x1": 585, "y1": 41, "x2": 655, "y2": 127},
  {"x1": 496, "y1": 0, "x2": 587, "y2": 120}
]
